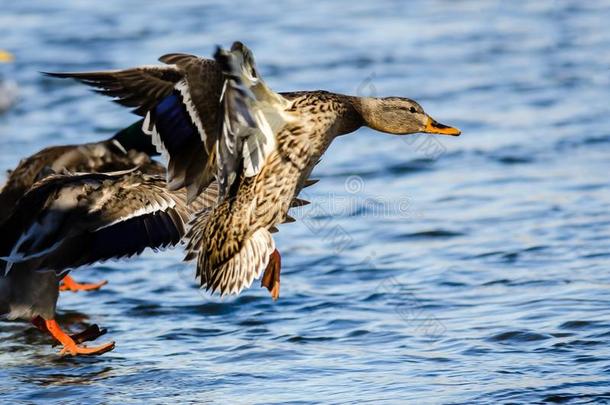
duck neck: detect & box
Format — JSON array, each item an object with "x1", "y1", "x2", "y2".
[
  {"x1": 347, "y1": 96, "x2": 385, "y2": 133},
  {"x1": 330, "y1": 95, "x2": 366, "y2": 136}
]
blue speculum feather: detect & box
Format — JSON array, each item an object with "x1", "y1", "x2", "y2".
[{"x1": 154, "y1": 92, "x2": 199, "y2": 154}]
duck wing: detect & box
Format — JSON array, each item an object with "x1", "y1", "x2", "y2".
[
  {"x1": 45, "y1": 65, "x2": 183, "y2": 115},
  {"x1": 45, "y1": 55, "x2": 225, "y2": 202},
  {"x1": 0, "y1": 171, "x2": 218, "y2": 275},
  {"x1": 0, "y1": 146, "x2": 71, "y2": 225},
  {"x1": 213, "y1": 41, "x2": 302, "y2": 198}
]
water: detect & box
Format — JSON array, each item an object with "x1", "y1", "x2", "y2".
[{"x1": 1, "y1": 0, "x2": 610, "y2": 403}]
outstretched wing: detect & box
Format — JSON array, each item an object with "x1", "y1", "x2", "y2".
[
  {"x1": 214, "y1": 41, "x2": 296, "y2": 198},
  {"x1": 0, "y1": 172, "x2": 218, "y2": 275},
  {"x1": 44, "y1": 66, "x2": 182, "y2": 116},
  {"x1": 45, "y1": 54, "x2": 225, "y2": 201}
]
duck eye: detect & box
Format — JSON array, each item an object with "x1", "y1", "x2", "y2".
[{"x1": 409, "y1": 107, "x2": 417, "y2": 113}]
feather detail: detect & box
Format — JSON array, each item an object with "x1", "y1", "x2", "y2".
[
  {"x1": 304, "y1": 178, "x2": 319, "y2": 188},
  {"x1": 0, "y1": 172, "x2": 218, "y2": 276},
  {"x1": 214, "y1": 42, "x2": 296, "y2": 197},
  {"x1": 45, "y1": 57, "x2": 224, "y2": 202},
  {"x1": 43, "y1": 66, "x2": 182, "y2": 116},
  {"x1": 198, "y1": 228, "x2": 275, "y2": 296},
  {"x1": 290, "y1": 198, "x2": 310, "y2": 207},
  {"x1": 175, "y1": 79, "x2": 208, "y2": 148}
]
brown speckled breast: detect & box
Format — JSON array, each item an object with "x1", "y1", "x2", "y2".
[{"x1": 198, "y1": 91, "x2": 363, "y2": 273}]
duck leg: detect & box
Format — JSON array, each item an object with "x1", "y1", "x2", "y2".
[
  {"x1": 38, "y1": 318, "x2": 115, "y2": 356},
  {"x1": 59, "y1": 275, "x2": 107, "y2": 292},
  {"x1": 261, "y1": 249, "x2": 281, "y2": 301},
  {"x1": 31, "y1": 316, "x2": 107, "y2": 345}
]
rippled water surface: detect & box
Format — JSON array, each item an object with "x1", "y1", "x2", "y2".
[{"x1": 1, "y1": 1, "x2": 610, "y2": 403}]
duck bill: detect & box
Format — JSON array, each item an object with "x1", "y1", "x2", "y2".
[
  {"x1": 424, "y1": 116, "x2": 461, "y2": 136},
  {"x1": 0, "y1": 50, "x2": 14, "y2": 63}
]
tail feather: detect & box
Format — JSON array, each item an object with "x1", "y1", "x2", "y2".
[
  {"x1": 184, "y1": 207, "x2": 211, "y2": 262},
  {"x1": 183, "y1": 182, "x2": 219, "y2": 260},
  {"x1": 200, "y1": 228, "x2": 275, "y2": 296}
]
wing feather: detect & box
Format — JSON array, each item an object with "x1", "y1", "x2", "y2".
[
  {"x1": 0, "y1": 172, "x2": 219, "y2": 275},
  {"x1": 46, "y1": 56, "x2": 224, "y2": 202},
  {"x1": 44, "y1": 66, "x2": 182, "y2": 115},
  {"x1": 213, "y1": 41, "x2": 296, "y2": 198}
]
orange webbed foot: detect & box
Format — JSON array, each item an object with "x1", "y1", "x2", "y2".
[
  {"x1": 261, "y1": 249, "x2": 281, "y2": 301},
  {"x1": 44, "y1": 319, "x2": 115, "y2": 356},
  {"x1": 33, "y1": 316, "x2": 107, "y2": 346},
  {"x1": 48, "y1": 324, "x2": 108, "y2": 347},
  {"x1": 59, "y1": 275, "x2": 108, "y2": 292},
  {"x1": 59, "y1": 341, "x2": 115, "y2": 356}
]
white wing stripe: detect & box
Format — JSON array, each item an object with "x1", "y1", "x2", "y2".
[
  {"x1": 143, "y1": 113, "x2": 170, "y2": 162},
  {"x1": 94, "y1": 197, "x2": 175, "y2": 231},
  {"x1": 175, "y1": 79, "x2": 208, "y2": 148}
]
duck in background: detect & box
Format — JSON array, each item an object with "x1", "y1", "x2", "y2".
[
  {"x1": 0, "y1": 50, "x2": 18, "y2": 114},
  {"x1": 0, "y1": 119, "x2": 163, "y2": 291},
  {"x1": 0, "y1": 171, "x2": 219, "y2": 356}
]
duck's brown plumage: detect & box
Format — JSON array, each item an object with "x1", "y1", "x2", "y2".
[
  {"x1": 187, "y1": 90, "x2": 365, "y2": 295},
  {"x1": 185, "y1": 43, "x2": 459, "y2": 296},
  {"x1": 0, "y1": 171, "x2": 216, "y2": 277},
  {"x1": 47, "y1": 41, "x2": 460, "y2": 299},
  {"x1": 0, "y1": 120, "x2": 163, "y2": 224},
  {"x1": 45, "y1": 53, "x2": 328, "y2": 202},
  {"x1": 46, "y1": 54, "x2": 225, "y2": 200}
]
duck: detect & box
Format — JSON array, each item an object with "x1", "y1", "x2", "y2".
[
  {"x1": 0, "y1": 170, "x2": 219, "y2": 356},
  {"x1": 0, "y1": 50, "x2": 18, "y2": 114},
  {"x1": 0, "y1": 119, "x2": 163, "y2": 292},
  {"x1": 47, "y1": 41, "x2": 460, "y2": 301}
]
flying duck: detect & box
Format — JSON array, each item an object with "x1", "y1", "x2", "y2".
[
  {"x1": 0, "y1": 170, "x2": 218, "y2": 356},
  {"x1": 0, "y1": 120, "x2": 163, "y2": 292},
  {"x1": 47, "y1": 41, "x2": 460, "y2": 301}
]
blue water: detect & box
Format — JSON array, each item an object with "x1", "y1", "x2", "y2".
[{"x1": 1, "y1": 1, "x2": 610, "y2": 403}]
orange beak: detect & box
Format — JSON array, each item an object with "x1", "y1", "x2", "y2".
[{"x1": 424, "y1": 116, "x2": 461, "y2": 136}]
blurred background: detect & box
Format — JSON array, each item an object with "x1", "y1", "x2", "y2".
[{"x1": 1, "y1": 0, "x2": 609, "y2": 403}]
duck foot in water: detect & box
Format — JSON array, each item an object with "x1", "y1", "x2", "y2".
[
  {"x1": 59, "y1": 275, "x2": 108, "y2": 292},
  {"x1": 31, "y1": 316, "x2": 114, "y2": 356}
]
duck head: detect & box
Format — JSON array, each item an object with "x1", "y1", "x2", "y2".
[{"x1": 358, "y1": 96, "x2": 460, "y2": 136}]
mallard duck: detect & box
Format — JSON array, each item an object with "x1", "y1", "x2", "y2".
[
  {"x1": 47, "y1": 41, "x2": 460, "y2": 300},
  {"x1": 0, "y1": 120, "x2": 163, "y2": 291},
  {"x1": 0, "y1": 50, "x2": 18, "y2": 114},
  {"x1": 0, "y1": 170, "x2": 218, "y2": 355}
]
